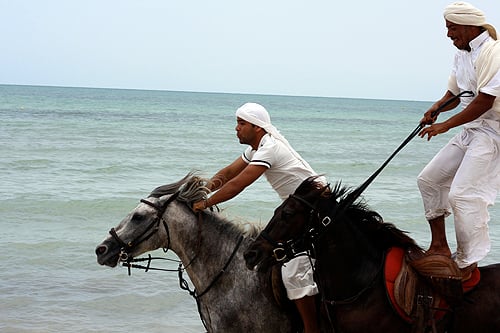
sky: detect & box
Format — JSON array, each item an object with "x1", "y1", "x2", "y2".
[{"x1": 1, "y1": 0, "x2": 499, "y2": 101}]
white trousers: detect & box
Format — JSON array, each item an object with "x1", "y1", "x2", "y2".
[
  {"x1": 417, "y1": 127, "x2": 500, "y2": 268},
  {"x1": 281, "y1": 254, "x2": 318, "y2": 300}
]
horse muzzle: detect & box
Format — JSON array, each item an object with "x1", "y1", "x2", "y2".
[
  {"x1": 243, "y1": 248, "x2": 261, "y2": 271},
  {"x1": 95, "y1": 240, "x2": 122, "y2": 267},
  {"x1": 243, "y1": 245, "x2": 277, "y2": 272}
]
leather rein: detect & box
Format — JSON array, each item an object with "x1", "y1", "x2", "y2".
[{"x1": 259, "y1": 90, "x2": 476, "y2": 270}]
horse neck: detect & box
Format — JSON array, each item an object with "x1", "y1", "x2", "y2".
[
  {"x1": 164, "y1": 207, "x2": 247, "y2": 291},
  {"x1": 316, "y1": 219, "x2": 384, "y2": 298}
]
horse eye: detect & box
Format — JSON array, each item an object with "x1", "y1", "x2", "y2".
[
  {"x1": 281, "y1": 210, "x2": 293, "y2": 221},
  {"x1": 132, "y1": 212, "x2": 146, "y2": 222}
]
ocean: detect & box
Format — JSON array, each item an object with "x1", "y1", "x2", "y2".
[{"x1": 1, "y1": 84, "x2": 498, "y2": 332}]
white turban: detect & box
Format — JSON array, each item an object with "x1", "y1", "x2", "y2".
[
  {"x1": 444, "y1": 2, "x2": 497, "y2": 40},
  {"x1": 235, "y1": 102, "x2": 312, "y2": 167},
  {"x1": 236, "y1": 103, "x2": 272, "y2": 130}
]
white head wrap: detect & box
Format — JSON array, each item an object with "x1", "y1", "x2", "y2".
[
  {"x1": 235, "y1": 102, "x2": 272, "y2": 130},
  {"x1": 235, "y1": 102, "x2": 311, "y2": 167},
  {"x1": 444, "y1": 2, "x2": 497, "y2": 40}
]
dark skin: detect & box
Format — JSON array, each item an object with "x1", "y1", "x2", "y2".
[{"x1": 445, "y1": 20, "x2": 483, "y2": 51}]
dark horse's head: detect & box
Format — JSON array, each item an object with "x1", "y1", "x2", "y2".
[{"x1": 244, "y1": 176, "x2": 421, "y2": 272}]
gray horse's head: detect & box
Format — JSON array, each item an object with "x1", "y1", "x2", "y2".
[{"x1": 95, "y1": 172, "x2": 210, "y2": 267}]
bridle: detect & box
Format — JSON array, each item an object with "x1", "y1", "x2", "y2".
[
  {"x1": 107, "y1": 191, "x2": 244, "y2": 331},
  {"x1": 259, "y1": 193, "x2": 330, "y2": 262},
  {"x1": 260, "y1": 190, "x2": 385, "y2": 332},
  {"x1": 109, "y1": 191, "x2": 179, "y2": 265}
]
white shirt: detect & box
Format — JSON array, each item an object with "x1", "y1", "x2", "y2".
[
  {"x1": 242, "y1": 134, "x2": 319, "y2": 200},
  {"x1": 448, "y1": 31, "x2": 500, "y2": 133}
]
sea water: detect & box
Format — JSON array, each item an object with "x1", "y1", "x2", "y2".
[{"x1": 1, "y1": 84, "x2": 498, "y2": 332}]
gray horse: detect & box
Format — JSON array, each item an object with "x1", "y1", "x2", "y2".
[{"x1": 95, "y1": 173, "x2": 297, "y2": 333}]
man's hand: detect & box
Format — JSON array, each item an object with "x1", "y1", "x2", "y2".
[
  {"x1": 192, "y1": 200, "x2": 207, "y2": 212},
  {"x1": 419, "y1": 122, "x2": 450, "y2": 141},
  {"x1": 420, "y1": 108, "x2": 439, "y2": 126}
]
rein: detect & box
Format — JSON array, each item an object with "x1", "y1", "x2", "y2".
[
  {"x1": 123, "y1": 235, "x2": 244, "y2": 299},
  {"x1": 338, "y1": 90, "x2": 474, "y2": 212},
  {"x1": 318, "y1": 250, "x2": 386, "y2": 333},
  {"x1": 261, "y1": 90, "x2": 475, "y2": 260}
]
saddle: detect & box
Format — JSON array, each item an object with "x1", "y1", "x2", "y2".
[{"x1": 385, "y1": 247, "x2": 480, "y2": 330}]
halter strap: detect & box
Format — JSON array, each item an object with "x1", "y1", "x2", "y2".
[
  {"x1": 258, "y1": 194, "x2": 322, "y2": 262},
  {"x1": 289, "y1": 193, "x2": 317, "y2": 212}
]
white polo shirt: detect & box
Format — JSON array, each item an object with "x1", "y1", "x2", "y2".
[{"x1": 241, "y1": 134, "x2": 318, "y2": 200}]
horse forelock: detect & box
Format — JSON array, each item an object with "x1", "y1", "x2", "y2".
[
  {"x1": 295, "y1": 176, "x2": 330, "y2": 198},
  {"x1": 149, "y1": 172, "x2": 210, "y2": 203},
  {"x1": 149, "y1": 172, "x2": 193, "y2": 198}
]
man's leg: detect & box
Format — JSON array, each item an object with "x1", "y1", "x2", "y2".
[
  {"x1": 448, "y1": 131, "x2": 499, "y2": 269},
  {"x1": 417, "y1": 137, "x2": 464, "y2": 258},
  {"x1": 426, "y1": 215, "x2": 452, "y2": 257},
  {"x1": 282, "y1": 255, "x2": 320, "y2": 333},
  {"x1": 294, "y1": 296, "x2": 319, "y2": 333}
]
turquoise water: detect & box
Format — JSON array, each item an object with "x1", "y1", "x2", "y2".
[{"x1": 1, "y1": 84, "x2": 498, "y2": 332}]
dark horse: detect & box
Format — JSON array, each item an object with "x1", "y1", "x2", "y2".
[
  {"x1": 244, "y1": 176, "x2": 500, "y2": 332},
  {"x1": 96, "y1": 173, "x2": 299, "y2": 333}
]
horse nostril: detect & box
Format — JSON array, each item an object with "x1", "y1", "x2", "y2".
[{"x1": 95, "y1": 245, "x2": 108, "y2": 256}]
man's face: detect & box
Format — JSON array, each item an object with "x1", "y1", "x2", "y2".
[
  {"x1": 235, "y1": 117, "x2": 258, "y2": 145},
  {"x1": 445, "y1": 20, "x2": 480, "y2": 51}
]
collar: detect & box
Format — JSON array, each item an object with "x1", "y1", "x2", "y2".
[
  {"x1": 469, "y1": 30, "x2": 492, "y2": 52},
  {"x1": 257, "y1": 133, "x2": 272, "y2": 149}
]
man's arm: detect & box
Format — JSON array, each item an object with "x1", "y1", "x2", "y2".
[
  {"x1": 192, "y1": 160, "x2": 267, "y2": 211},
  {"x1": 419, "y1": 91, "x2": 496, "y2": 140},
  {"x1": 205, "y1": 164, "x2": 267, "y2": 207},
  {"x1": 420, "y1": 90, "x2": 460, "y2": 126},
  {"x1": 206, "y1": 156, "x2": 248, "y2": 191}
]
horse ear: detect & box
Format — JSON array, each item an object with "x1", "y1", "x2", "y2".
[{"x1": 320, "y1": 184, "x2": 331, "y2": 197}]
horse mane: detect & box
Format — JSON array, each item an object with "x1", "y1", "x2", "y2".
[
  {"x1": 149, "y1": 172, "x2": 261, "y2": 238},
  {"x1": 149, "y1": 171, "x2": 209, "y2": 201},
  {"x1": 297, "y1": 176, "x2": 422, "y2": 252}
]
